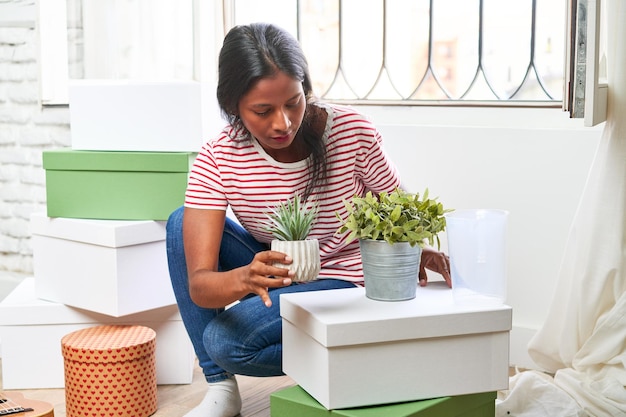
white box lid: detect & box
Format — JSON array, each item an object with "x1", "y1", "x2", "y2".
[
  {"x1": 69, "y1": 79, "x2": 211, "y2": 153},
  {"x1": 30, "y1": 213, "x2": 166, "y2": 247},
  {"x1": 280, "y1": 283, "x2": 512, "y2": 347},
  {"x1": 0, "y1": 278, "x2": 180, "y2": 325}
]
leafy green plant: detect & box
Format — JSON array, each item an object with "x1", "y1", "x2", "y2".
[
  {"x1": 337, "y1": 188, "x2": 452, "y2": 248},
  {"x1": 264, "y1": 194, "x2": 319, "y2": 241}
]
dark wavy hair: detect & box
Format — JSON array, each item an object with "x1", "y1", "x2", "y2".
[{"x1": 216, "y1": 23, "x2": 327, "y2": 201}]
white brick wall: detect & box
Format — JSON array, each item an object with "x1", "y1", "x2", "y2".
[{"x1": 0, "y1": 23, "x2": 71, "y2": 275}]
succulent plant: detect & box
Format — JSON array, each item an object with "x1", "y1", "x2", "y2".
[{"x1": 264, "y1": 194, "x2": 319, "y2": 241}]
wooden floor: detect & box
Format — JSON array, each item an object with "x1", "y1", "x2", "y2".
[{"x1": 0, "y1": 359, "x2": 296, "y2": 417}]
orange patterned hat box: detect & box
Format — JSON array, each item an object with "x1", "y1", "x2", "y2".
[{"x1": 61, "y1": 325, "x2": 158, "y2": 417}]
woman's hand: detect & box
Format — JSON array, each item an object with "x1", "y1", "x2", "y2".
[
  {"x1": 419, "y1": 247, "x2": 451, "y2": 287},
  {"x1": 244, "y1": 250, "x2": 295, "y2": 307},
  {"x1": 184, "y1": 208, "x2": 295, "y2": 309}
]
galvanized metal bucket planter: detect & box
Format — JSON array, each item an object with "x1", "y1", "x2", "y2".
[{"x1": 359, "y1": 239, "x2": 422, "y2": 301}]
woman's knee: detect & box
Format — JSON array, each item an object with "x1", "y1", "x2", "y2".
[
  {"x1": 166, "y1": 206, "x2": 184, "y2": 251},
  {"x1": 166, "y1": 206, "x2": 184, "y2": 236},
  {"x1": 165, "y1": 206, "x2": 187, "y2": 285}
]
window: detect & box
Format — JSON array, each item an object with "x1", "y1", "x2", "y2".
[
  {"x1": 563, "y1": 0, "x2": 607, "y2": 126},
  {"x1": 40, "y1": 0, "x2": 196, "y2": 105},
  {"x1": 228, "y1": 0, "x2": 567, "y2": 104},
  {"x1": 79, "y1": 1, "x2": 193, "y2": 80},
  {"x1": 40, "y1": 0, "x2": 567, "y2": 106}
]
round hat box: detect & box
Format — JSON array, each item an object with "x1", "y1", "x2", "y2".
[{"x1": 61, "y1": 324, "x2": 157, "y2": 417}]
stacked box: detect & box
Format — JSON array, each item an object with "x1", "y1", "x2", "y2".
[
  {"x1": 62, "y1": 325, "x2": 158, "y2": 417},
  {"x1": 43, "y1": 149, "x2": 194, "y2": 221},
  {"x1": 270, "y1": 385, "x2": 496, "y2": 417},
  {"x1": 31, "y1": 213, "x2": 175, "y2": 317},
  {"x1": 0, "y1": 278, "x2": 195, "y2": 389},
  {"x1": 68, "y1": 79, "x2": 221, "y2": 152},
  {"x1": 1, "y1": 82, "x2": 206, "y2": 391},
  {"x1": 280, "y1": 285, "x2": 511, "y2": 409}
]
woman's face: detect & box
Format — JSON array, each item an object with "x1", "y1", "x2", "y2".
[{"x1": 238, "y1": 71, "x2": 307, "y2": 163}]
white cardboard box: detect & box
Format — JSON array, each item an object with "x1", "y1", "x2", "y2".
[
  {"x1": 31, "y1": 213, "x2": 176, "y2": 317},
  {"x1": 280, "y1": 284, "x2": 512, "y2": 409},
  {"x1": 69, "y1": 80, "x2": 223, "y2": 152},
  {"x1": 0, "y1": 278, "x2": 195, "y2": 389}
]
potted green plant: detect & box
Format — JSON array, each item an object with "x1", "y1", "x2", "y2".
[
  {"x1": 337, "y1": 187, "x2": 452, "y2": 301},
  {"x1": 263, "y1": 194, "x2": 321, "y2": 282}
]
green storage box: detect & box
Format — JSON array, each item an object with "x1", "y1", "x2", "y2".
[
  {"x1": 43, "y1": 149, "x2": 195, "y2": 220},
  {"x1": 270, "y1": 386, "x2": 496, "y2": 417}
]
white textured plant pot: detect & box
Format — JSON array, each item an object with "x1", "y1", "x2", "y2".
[
  {"x1": 359, "y1": 240, "x2": 422, "y2": 301},
  {"x1": 271, "y1": 239, "x2": 321, "y2": 282}
]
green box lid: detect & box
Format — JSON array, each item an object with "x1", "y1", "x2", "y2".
[
  {"x1": 332, "y1": 391, "x2": 496, "y2": 417},
  {"x1": 42, "y1": 149, "x2": 196, "y2": 172},
  {"x1": 270, "y1": 386, "x2": 496, "y2": 417},
  {"x1": 271, "y1": 385, "x2": 332, "y2": 417}
]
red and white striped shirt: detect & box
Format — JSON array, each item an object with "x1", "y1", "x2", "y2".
[{"x1": 185, "y1": 103, "x2": 401, "y2": 282}]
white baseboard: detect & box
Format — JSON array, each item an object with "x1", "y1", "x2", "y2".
[{"x1": 509, "y1": 325, "x2": 543, "y2": 370}]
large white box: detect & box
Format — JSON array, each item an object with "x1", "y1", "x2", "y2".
[
  {"x1": 69, "y1": 80, "x2": 223, "y2": 152},
  {"x1": 0, "y1": 278, "x2": 195, "y2": 389},
  {"x1": 280, "y1": 284, "x2": 512, "y2": 409},
  {"x1": 31, "y1": 213, "x2": 176, "y2": 317}
]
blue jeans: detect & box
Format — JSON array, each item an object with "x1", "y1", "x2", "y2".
[{"x1": 165, "y1": 206, "x2": 356, "y2": 383}]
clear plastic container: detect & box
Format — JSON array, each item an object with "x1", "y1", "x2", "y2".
[{"x1": 444, "y1": 209, "x2": 509, "y2": 305}]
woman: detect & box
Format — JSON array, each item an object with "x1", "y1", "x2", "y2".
[{"x1": 166, "y1": 22, "x2": 451, "y2": 417}]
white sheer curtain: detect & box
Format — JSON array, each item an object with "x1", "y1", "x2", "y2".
[{"x1": 497, "y1": 0, "x2": 626, "y2": 415}]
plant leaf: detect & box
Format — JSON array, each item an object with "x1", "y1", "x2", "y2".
[
  {"x1": 263, "y1": 194, "x2": 319, "y2": 241},
  {"x1": 335, "y1": 187, "x2": 453, "y2": 248}
]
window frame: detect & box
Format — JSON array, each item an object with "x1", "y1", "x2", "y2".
[
  {"x1": 562, "y1": 0, "x2": 607, "y2": 126},
  {"x1": 39, "y1": 0, "x2": 71, "y2": 106},
  {"x1": 38, "y1": 0, "x2": 567, "y2": 109}
]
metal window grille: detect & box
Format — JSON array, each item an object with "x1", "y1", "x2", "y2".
[{"x1": 233, "y1": 0, "x2": 565, "y2": 106}]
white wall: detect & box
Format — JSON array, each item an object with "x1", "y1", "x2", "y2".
[{"x1": 356, "y1": 105, "x2": 603, "y2": 369}]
